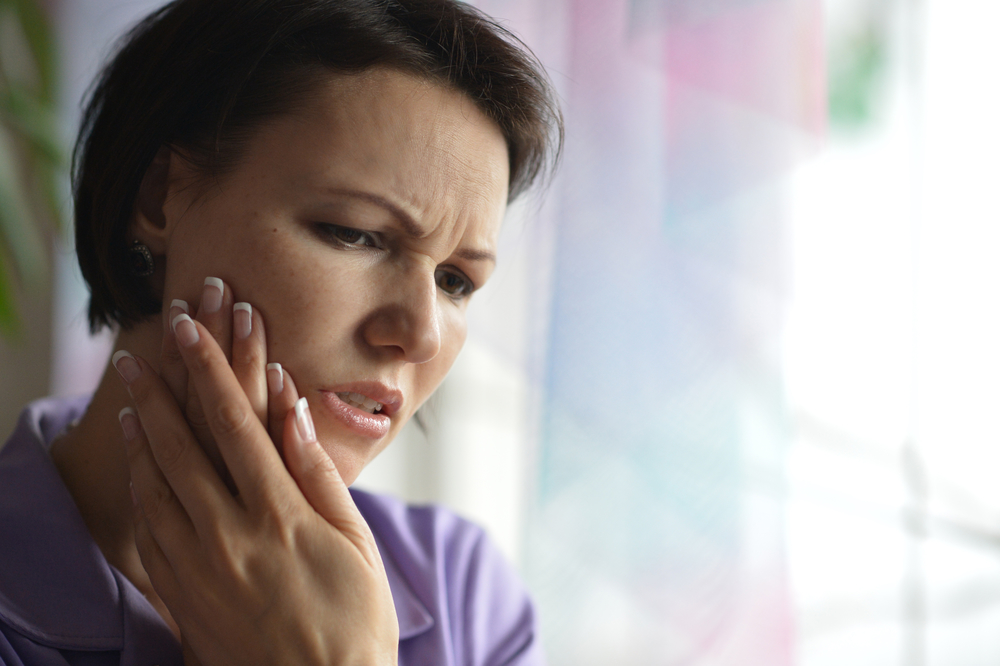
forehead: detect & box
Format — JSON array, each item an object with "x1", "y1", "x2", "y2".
[{"x1": 241, "y1": 68, "x2": 509, "y2": 249}]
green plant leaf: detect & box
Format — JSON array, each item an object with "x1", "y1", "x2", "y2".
[
  {"x1": 10, "y1": 0, "x2": 54, "y2": 101},
  {"x1": 0, "y1": 84, "x2": 62, "y2": 164},
  {"x1": 0, "y1": 0, "x2": 58, "y2": 342},
  {"x1": 0, "y1": 239, "x2": 22, "y2": 339},
  {"x1": 38, "y1": 160, "x2": 67, "y2": 235},
  {"x1": 0, "y1": 122, "x2": 47, "y2": 286},
  {"x1": 828, "y1": 25, "x2": 887, "y2": 130}
]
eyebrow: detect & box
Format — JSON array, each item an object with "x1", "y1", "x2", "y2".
[{"x1": 329, "y1": 188, "x2": 497, "y2": 264}]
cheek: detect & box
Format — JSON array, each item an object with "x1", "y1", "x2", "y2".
[
  {"x1": 411, "y1": 304, "x2": 468, "y2": 404},
  {"x1": 251, "y1": 250, "x2": 373, "y2": 356}
]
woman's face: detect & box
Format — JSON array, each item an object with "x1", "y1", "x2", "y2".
[{"x1": 154, "y1": 69, "x2": 509, "y2": 484}]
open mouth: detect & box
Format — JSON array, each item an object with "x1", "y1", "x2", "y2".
[{"x1": 336, "y1": 391, "x2": 384, "y2": 414}]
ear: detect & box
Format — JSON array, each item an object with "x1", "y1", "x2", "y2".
[{"x1": 132, "y1": 145, "x2": 191, "y2": 253}]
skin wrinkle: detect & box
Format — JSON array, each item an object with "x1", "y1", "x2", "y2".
[
  {"x1": 48, "y1": 66, "x2": 512, "y2": 644},
  {"x1": 153, "y1": 67, "x2": 508, "y2": 486}
]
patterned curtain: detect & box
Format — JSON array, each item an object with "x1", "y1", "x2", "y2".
[{"x1": 472, "y1": 0, "x2": 825, "y2": 662}]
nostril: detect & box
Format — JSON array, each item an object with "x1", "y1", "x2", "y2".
[{"x1": 360, "y1": 271, "x2": 443, "y2": 363}]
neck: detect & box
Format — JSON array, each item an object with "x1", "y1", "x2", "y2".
[{"x1": 50, "y1": 315, "x2": 179, "y2": 637}]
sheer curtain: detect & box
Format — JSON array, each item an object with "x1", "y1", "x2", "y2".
[
  {"x1": 53, "y1": 1, "x2": 1000, "y2": 664},
  {"x1": 787, "y1": 0, "x2": 1000, "y2": 664},
  {"x1": 366, "y1": 0, "x2": 823, "y2": 658},
  {"x1": 490, "y1": 1, "x2": 821, "y2": 663},
  {"x1": 54, "y1": 0, "x2": 822, "y2": 664}
]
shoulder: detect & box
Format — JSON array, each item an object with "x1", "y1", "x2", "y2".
[
  {"x1": 350, "y1": 488, "x2": 545, "y2": 666},
  {"x1": 350, "y1": 487, "x2": 491, "y2": 569},
  {"x1": 0, "y1": 396, "x2": 126, "y2": 666}
]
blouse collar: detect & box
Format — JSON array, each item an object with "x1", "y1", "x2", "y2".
[{"x1": 0, "y1": 396, "x2": 433, "y2": 655}]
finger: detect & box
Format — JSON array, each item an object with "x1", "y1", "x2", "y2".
[
  {"x1": 113, "y1": 349, "x2": 236, "y2": 532},
  {"x1": 266, "y1": 363, "x2": 299, "y2": 457},
  {"x1": 180, "y1": 381, "x2": 231, "y2": 494},
  {"x1": 171, "y1": 314, "x2": 292, "y2": 510},
  {"x1": 232, "y1": 303, "x2": 267, "y2": 427},
  {"x1": 283, "y1": 397, "x2": 379, "y2": 565},
  {"x1": 195, "y1": 277, "x2": 234, "y2": 363},
  {"x1": 161, "y1": 299, "x2": 190, "y2": 406},
  {"x1": 187, "y1": 278, "x2": 234, "y2": 487},
  {"x1": 131, "y1": 489, "x2": 184, "y2": 611},
  {"x1": 117, "y1": 402, "x2": 198, "y2": 567}
]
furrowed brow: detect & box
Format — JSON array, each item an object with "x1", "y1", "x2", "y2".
[
  {"x1": 329, "y1": 188, "x2": 495, "y2": 263},
  {"x1": 328, "y1": 188, "x2": 423, "y2": 238},
  {"x1": 455, "y1": 248, "x2": 496, "y2": 263}
]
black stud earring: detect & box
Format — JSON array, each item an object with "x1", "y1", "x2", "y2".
[{"x1": 127, "y1": 241, "x2": 155, "y2": 277}]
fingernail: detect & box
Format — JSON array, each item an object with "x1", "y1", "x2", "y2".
[
  {"x1": 171, "y1": 313, "x2": 200, "y2": 347},
  {"x1": 234, "y1": 302, "x2": 252, "y2": 339},
  {"x1": 203, "y1": 277, "x2": 224, "y2": 313},
  {"x1": 112, "y1": 350, "x2": 141, "y2": 384},
  {"x1": 118, "y1": 406, "x2": 141, "y2": 441},
  {"x1": 129, "y1": 482, "x2": 138, "y2": 507},
  {"x1": 294, "y1": 397, "x2": 316, "y2": 442},
  {"x1": 266, "y1": 362, "x2": 283, "y2": 395},
  {"x1": 170, "y1": 299, "x2": 190, "y2": 314}
]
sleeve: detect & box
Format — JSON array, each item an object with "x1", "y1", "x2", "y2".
[
  {"x1": 453, "y1": 528, "x2": 546, "y2": 666},
  {"x1": 0, "y1": 623, "x2": 46, "y2": 666},
  {"x1": 0, "y1": 622, "x2": 115, "y2": 666}
]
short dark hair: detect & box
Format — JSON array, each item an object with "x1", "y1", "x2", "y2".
[{"x1": 73, "y1": 0, "x2": 562, "y2": 331}]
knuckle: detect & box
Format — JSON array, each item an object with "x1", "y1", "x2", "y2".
[
  {"x1": 259, "y1": 500, "x2": 298, "y2": 542},
  {"x1": 190, "y1": 345, "x2": 214, "y2": 372},
  {"x1": 153, "y1": 430, "x2": 190, "y2": 476},
  {"x1": 161, "y1": 342, "x2": 183, "y2": 365},
  {"x1": 205, "y1": 530, "x2": 252, "y2": 585},
  {"x1": 214, "y1": 401, "x2": 252, "y2": 438},
  {"x1": 303, "y1": 452, "x2": 339, "y2": 483},
  {"x1": 140, "y1": 483, "x2": 175, "y2": 525},
  {"x1": 127, "y1": 376, "x2": 154, "y2": 407},
  {"x1": 205, "y1": 524, "x2": 236, "y2": 568},
  {"x1": 233, "y1": 342, "x2": 263, "y2": 369},
  {"x1": 185, "y1": 399, "x2": 210, "y2": 432},
  {"x1": 201, "y1": 513, "x2": 233, "y2": 557}
]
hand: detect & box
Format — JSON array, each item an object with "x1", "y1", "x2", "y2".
[
  {"x1": 159, "y1": 278, "x2": 296, "y2": 490},
  {"x1": 115, "y1": 312, "x2": 399, "y2": 665}
]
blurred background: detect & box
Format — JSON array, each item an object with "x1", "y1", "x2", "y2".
[{"x1": 1, "y1": 0, "x2": 999, "y2": 664}]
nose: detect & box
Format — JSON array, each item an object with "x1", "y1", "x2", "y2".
[{"x1": 361, "y1": 263, "x2": 442, "y2": 364}]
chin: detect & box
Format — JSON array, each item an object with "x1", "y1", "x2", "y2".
[{"x1": 316, "y1": 438, "x2": 373, "y2": 487}]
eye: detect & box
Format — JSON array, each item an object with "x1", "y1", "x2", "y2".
[
  {"x1": 315, "y1": 223, "x2": 379, "y2": 248},
  {"x1": 435, "y1": 268, "x2": 473, "y2": 299}
]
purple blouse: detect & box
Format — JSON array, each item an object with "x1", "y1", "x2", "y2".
[{"x1": 0, "y1": 397, "x2": 544, "y2": 666}]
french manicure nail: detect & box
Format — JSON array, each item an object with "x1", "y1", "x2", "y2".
[
  {"x1": 170, "y1": 299, "x2": 190, "y2": 314},
  {"x1": 172, "y1": 313, "x2": 200, "y2": 347},
  {"x1": 294, "y1": 397, "x2": 316, "y2": 442},
  {"x1": 266, "y1": 362, "x2": 283, "y2": 395},
  {"x1": 118, "y1": 406, "x2": 141, "y2": 441},
  {"x1": 203, "y1": 277, "x2": 224, "y2": 313},
  {"x1": 234, "y1": 302, "x2": 252, "y2": 339},
  {"x1": 112, "y1": 350, "x2": 141, "y2": 384}
]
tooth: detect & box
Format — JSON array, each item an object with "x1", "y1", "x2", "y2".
[
  {"x1": 362, "y1": 397, "x2": 377, "y2": 410},
  {"x1": 350, "y1": 392, "x2": 365, "y2": 404}
]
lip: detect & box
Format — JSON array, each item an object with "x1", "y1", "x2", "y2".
[{"x1": 318, "y1": 382, "x2": 402, "y2": 440}]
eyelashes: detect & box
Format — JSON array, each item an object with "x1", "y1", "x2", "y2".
[
  {"x1": 311, "y1": 223, "x2": 476, "y2": 299},
  {"x1": 435, "y1": 268, "x2": 473, "y2": 298},
  {"x1": 313, "y1": 223, "x2": 380, "y2": 248}
]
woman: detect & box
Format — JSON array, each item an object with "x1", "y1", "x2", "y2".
[{"x1": 0, "y1": 1, "x2": 561, "y2": 664}]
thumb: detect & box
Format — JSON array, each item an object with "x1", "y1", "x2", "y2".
[{"x1": 283, "y1": 398, "x2": 378, "y2": 557}]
